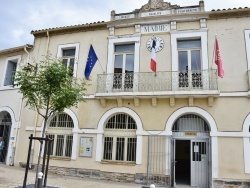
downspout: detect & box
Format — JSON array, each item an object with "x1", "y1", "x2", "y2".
[
  {"x1": 46, "y1": 31, "x2": 50, "y2": 55},
  {"x1": 10, "y1": 45, "x2": 32, "y2": 166},
  {"x1": 25, "y1": 44, "x2": 37, "y2": 168},
  {"x1": 30, "y1": 31, "x2": 50, "y2": 168}
]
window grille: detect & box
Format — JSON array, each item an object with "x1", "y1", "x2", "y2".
[
  {"x1": 103, "y1": 113, "x2": 137, "y2": 162},
  {"x1": 172, "y1": 114, "x2": 210, "y2": 133},
  {"x1": 47, "y1": 113, "x2": 74, "y2": 158},
  {"x1": 49, "y1": 113, "x2": 74, "y2": 128}
]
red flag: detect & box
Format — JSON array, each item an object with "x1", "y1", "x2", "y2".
[
  {"x1": 215, "y1": 36, "x2": 224, "y2": 78},
  {"x1": 151, "y1": 39, "x2": 156, "y2": 72}
]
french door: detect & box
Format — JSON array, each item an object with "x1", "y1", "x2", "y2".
[
  {"x1": 113, "y1": 44, "x2": 135, "y2": 91},
  {"x1": 178, "y1": 39, "x2": 202, "y2": 88}
]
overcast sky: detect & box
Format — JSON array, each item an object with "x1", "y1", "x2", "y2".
[{"x1": 1, "y1": 0, "x2": 250, "y2": 50}]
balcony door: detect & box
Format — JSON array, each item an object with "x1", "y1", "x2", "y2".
[
  {"x1": 113, "y1": 44, "x2": 135, "y2": 91},
  {"x1": 177, "y1": 39, "x2": 202, "y2": 89}
]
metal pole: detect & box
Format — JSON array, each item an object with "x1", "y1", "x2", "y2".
[
  {"x1": 44, "y1": 138, "x2": 52, "y2": 187},
  {"x1": 23, "y1": 134, "x2": 33, "y2": 188},
  {"x1": 42, "y1": 136, "x2": 48, "y2": 174},
  {"x1": 147, "y1": 135, "x2": 151, "y2": 185},
  {"x1": 37, "y1": 172, "x2": 43, "y2": 188}
]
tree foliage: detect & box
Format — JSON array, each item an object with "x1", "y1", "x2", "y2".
[{"x1": 15, "y1": 55, "x2": 87, "y2": 134}]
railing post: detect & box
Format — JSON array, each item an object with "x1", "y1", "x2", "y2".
[
  {"x1": 37, "y1": 172, "x2": 43, "y2": 188},
  {"x1": 23, "y1": 134, "x2": 33, "y2": 188},
  {"x1": 44, "y1": 137, "x2": 52, "y2": 187}
]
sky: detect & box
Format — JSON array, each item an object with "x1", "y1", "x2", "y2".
[{"x1": 1, "y1": 0, "x2": 250, "y2": 50}]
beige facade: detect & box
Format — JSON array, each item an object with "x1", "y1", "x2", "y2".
[{"x1": 1, "y1": 0, "x2": 250, "y2": 187}]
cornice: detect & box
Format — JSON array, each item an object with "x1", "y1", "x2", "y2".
[
  {"x1": 209, "y1": 8, "x2": 250, "y2": 19},
  {"x1": 31, "y1": 22, "x2": 108, "y2": 38},
  {"x1": 0, "y1": 45, "x2": 33, "y2": 56}
]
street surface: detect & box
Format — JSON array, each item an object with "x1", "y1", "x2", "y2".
[{"x1": 0, "y1": 164, "x2": 142, "y2": 188}]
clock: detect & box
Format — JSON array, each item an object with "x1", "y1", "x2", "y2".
[{"x1": 146, "y1": 36, "x2": 165, "y2": 53}]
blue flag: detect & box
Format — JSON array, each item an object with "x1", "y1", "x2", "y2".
[{"x1": 84, "y1": 44, "x2": 98, "y2": 79}]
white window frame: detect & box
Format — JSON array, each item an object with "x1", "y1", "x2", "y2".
[
  {"x1": 96, "y1": 107, "x2": 143, "y2": 165},
  {"x1": 57, "y1": 43, "x2": 80, "y2": 77},
  {"x1": 46, "y1": 113, "x2": 74, "y2": 158},
  {"x1": 107, "y1": 36, "x2": 141, "y2": 92},
  {"x1": 44, "y1": 109, "x2": 80, "y2": 160},
  {"x1": 102, "y1": 114, "x2": 137, "y2": 163},
  {"x1": 244, "y1": 30, "x2": 250, "y2": 70},
  {"x1": 171, "y1": 29, "x2": 209, "y2": 90},
  {"x1": 243, "y1": 113, "x2": 250, "y2": 173},
  {"x1": 1, "y1": 55, "x2": 22, "y2": 89}
]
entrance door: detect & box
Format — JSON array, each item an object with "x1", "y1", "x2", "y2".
[
  {"x1": 0, "y1": 112, "x2": 12, "y2": 163},
  {"x1": 191, "y1": 140, "x2": 210, "y2": 187}
]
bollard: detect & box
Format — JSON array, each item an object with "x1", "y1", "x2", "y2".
[
  {"x1": 150, "y1": 184, "x2": 155, "y2": 188},
  {"x1": 37, "y1": 172, "x2": 43, "y2": 188}
]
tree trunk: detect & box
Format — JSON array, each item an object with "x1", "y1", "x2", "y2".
[{"x1": 34, "y1": 116, "x2": 48, "y2": 188}]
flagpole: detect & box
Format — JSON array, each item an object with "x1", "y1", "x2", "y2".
[
  {"x1": 212, "y1": 34, "x2": 217, "y2": 70},
  {"x1": 97, "y1": 59, "x2": 105, "y2": 74}
]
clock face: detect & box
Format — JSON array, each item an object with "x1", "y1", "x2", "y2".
[{"x1": 146, "y1": 36, "x2": 165, "y2": 53}]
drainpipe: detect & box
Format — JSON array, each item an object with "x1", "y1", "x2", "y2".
[
  {"x1": 24, "y1": 45, "x2": 31, "y2": 64},
  {"x1": 45, "y1": 31, "x2": 50, "y2": 55},
  {"x1": 10, "y1": 45, "x2": 32, "y2": 166}
]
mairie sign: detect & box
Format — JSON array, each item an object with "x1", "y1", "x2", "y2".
[{"x1": 141, "y1": 24, "x2": 170, "y2": 34}]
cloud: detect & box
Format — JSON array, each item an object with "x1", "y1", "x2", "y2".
[{"x1": 1, "y1": 0, "x2": 250, "y2": 50}]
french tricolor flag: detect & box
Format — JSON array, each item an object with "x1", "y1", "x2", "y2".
[{"x1": 151, "y1": 39, "x2": 156, "y2": 72}]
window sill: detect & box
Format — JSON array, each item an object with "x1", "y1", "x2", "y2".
[
  {"x1": 0, "y1": 86, "x2": 19, "y2": 91},
  {"x1": 48, "y1": 156, "x2": 71, "y2": 161},
  {"x1": 101, "y1": 161, "x2": 136, "y2": 166}
]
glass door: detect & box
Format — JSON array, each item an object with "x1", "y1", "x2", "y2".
[
  {"x1": 113, "y1": 44, "x2": 134, "y2": 91},
  {"x1": 177, "y1": 39, "x2": 202, "y2": 89}
]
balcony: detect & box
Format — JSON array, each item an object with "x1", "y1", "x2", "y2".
[{"x1": 95, "y1": 70, "x2": 219, "y2": 107}]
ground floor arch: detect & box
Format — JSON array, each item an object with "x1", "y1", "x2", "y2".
[
  {"x1": 147, "y1": 107, "x2": 218, "y2": 187},
  {"x1": 0, "y1": 107, "x2": 18, "y2": 165}
]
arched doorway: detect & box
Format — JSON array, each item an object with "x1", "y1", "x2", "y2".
[
  {"x1": 172, "y1": 114, "x2": 211, "y2": 187},
  {"x1": 0, "y1": 111, "x2": 12, "y2": 163}
]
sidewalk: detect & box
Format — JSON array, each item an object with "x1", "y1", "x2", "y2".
[{"x1": 0, "y1": 164, "x2": 142, "y2": 188}]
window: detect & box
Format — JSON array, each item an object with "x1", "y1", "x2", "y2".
[
  {"x1": 177, "y1": 39, "x2": 202, "y2": 88},
  {"x1": 107, "y1": 36, "x2": 140, "y2": 92},
  {"x1": 2, "y1": 55, "x2": 21, "y2": 87},
  {"x1": 47, "y1": 113, "x2": 74, "y2": 158},
  {"x1": 171, "y1": 30, "x2": 209, "y2": 90},
  {"x1": 57, "y1": 43, "x2": 79, "y2": 77},
  {"x1": 113, "y1": 44, "x2": 135, "y2": 90},
  {"x1": 243, "y1": 114, "x2": 250, "y2": 173},
  {"x1": 102, "y1": 114, "x2": 137, "y2": 162},
  {"x1": 244, "y1": 30, "x2": 250, "y2": 72},
  {"x1": 62, "y1": 49, "x2": 75, "y2": 76}
]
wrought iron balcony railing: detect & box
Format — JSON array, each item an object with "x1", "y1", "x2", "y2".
[{"x1": 96, "y1": 70, "x2": 218, "y2": 93}]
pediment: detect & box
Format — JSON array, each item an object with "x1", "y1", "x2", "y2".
[{"x1": 140, "y1": 0, "x2": 178, "y2": 12}]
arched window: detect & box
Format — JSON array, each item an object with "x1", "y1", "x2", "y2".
[
  {"x1": 0, "y1": 111, "x2": 12, "y2": 163},
  {"x1": 102, "y1": 113, "x2": 137, "y2": 162},
  {"x1": 47, "y1": 113, "x2": 74, "y2": 158},
  {"x1": 172, "y1": 114, "x2": 210, "y2": 133}
]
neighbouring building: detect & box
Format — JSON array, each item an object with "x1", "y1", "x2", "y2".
[{"x1": 1, "y1": 0, "x2": 250, "y2": 187}]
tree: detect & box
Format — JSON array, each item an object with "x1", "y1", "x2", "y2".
[{"x1": 15, "y1": 55, "x2": 87, "y2": 186}]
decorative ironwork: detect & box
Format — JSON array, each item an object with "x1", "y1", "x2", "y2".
[{"x1": 96, "y1": 70, "x2": 218, "y2": 93}]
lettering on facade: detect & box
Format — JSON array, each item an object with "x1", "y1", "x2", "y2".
[
  {"x1": 141, "y1": 10, "x2": 171, "y2": 17},
  {"x1": 115, "y1": 14, "x2": 135, "y2": 20},
  {"x1": 141, "y1": 24, "x2": 170, "y2": 34},
  {"x1": 185, "y1": 132, "x2": 197, "y2": 136},
  {"x1": 177, "y1": 8, "x2": 199, "y2": 14}
]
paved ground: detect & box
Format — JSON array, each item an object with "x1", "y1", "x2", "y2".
[{"x1": 0, "y1": 164, "x2": 143, "y2": 188}]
